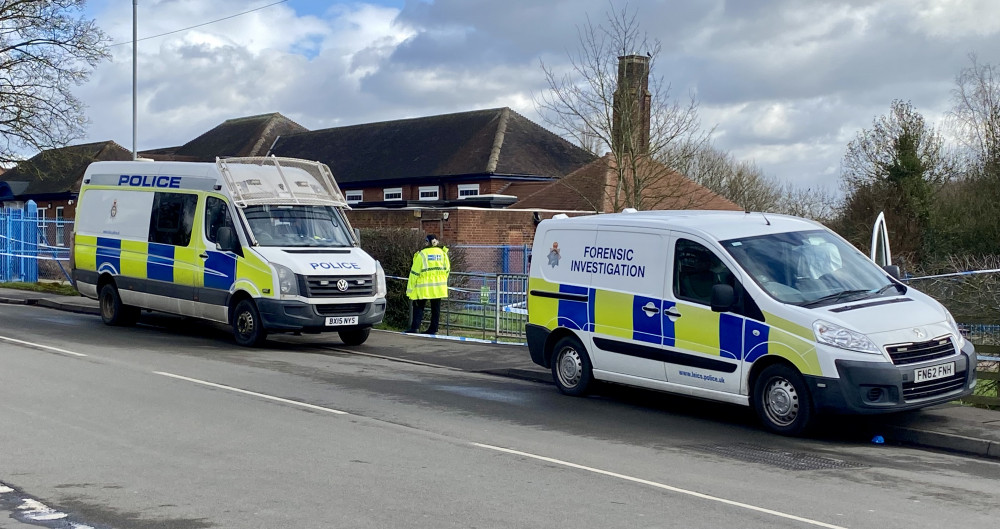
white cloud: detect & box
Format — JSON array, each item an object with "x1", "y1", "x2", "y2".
[
  {"x1": 67, "y1": 0, "x2": 1000, "y2": 192},
  {"x1": 911, "y1": 0, "x2": 1000, "y2": 37}
]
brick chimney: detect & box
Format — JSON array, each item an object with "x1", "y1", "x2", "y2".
[{"x1": 612, "y1": 54, "x2": 652, "y2": 156}]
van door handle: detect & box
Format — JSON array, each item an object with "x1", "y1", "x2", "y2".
[
  {"x1": 642, "y1": 303, "x2": 659, "y2": 315},
  {"x1": 199, "y1": 253, "x2": 209, "y2": 259},
  {"x1": 664, "y1": 308, "x2": 681, "y2": 318}
]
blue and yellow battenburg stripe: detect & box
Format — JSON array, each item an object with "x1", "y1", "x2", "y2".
[
  {"x1": 78, "y1": 234, "x2": 271, "y2": 297},
  {"x1": 529, "y1": 279, "x2": 820, "y2": 376}
]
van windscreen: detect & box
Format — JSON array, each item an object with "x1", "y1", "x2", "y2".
[
  {"x1": 243, "y1": 205, "x2": 353, "y2": 247},
  {"x1": 721, "y1": 229, "x2": 902, "y2": 307}
]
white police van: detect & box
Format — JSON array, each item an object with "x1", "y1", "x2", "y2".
[
  {"x1": 526, "y1": 210, "x2": 976, "y2": 434},
  {"x1": 72, "y1": 157, "x2": 386, "y2": 346}
]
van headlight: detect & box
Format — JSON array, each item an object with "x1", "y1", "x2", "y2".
[
  {"x1": 375, "y1": 262, "x2": 387, "y2": 298},
  {"x1": 813, "y1": 320, "x2": 881, "y2": 354},
  {"x1": 945, "y1": 310, "x2": 967, "y2": 348},
  {"x1": 273, "y1": 263, "x2": 299, "y2": 297}
]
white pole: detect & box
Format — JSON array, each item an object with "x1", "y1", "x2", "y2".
[{"x1": 132, "y1": 0, "x2": 138, "y2": 160}]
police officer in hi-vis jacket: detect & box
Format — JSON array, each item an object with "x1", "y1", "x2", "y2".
[{"x1": 406, "y1": 234, "x2": 451, "y2": 334}]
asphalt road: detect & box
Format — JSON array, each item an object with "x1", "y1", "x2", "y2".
[{"x1": 2, "y1": 304, "x2": 999, "y2": 529}]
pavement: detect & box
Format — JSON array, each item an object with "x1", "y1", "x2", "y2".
[{"x1": 2, "y1": 287, "x2": 999, "y2": 461}]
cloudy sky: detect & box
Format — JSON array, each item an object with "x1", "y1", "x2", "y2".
[{"x1": 75, "y1": 0, "x2": 1000, "y2": 192}]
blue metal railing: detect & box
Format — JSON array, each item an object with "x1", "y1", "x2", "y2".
[{"x1": 1, "y1": 200, "x2": 71, "y2": 283}]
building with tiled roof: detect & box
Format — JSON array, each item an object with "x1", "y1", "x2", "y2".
[
  {"x1": 512, "y1": 154, "x2": 742, "y2": 212},
  {"x1": 268, "y1": 107, "x2": 596, "y2": 208},
  {"x1": 0, "y1": 140, "x2": 133, "y2": 215},
  {"x1": 141, "y1": 113, "x2": 307, "y2": 162}
]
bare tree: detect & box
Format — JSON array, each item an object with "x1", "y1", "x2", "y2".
[
  {"x1": 773, "y1": 183, "x2": 838, "y2": 222},
  {"x1": 950, "y1": 53, "x2": 1000, "y2": 173},
  {"x1": 0, "y1": 0, "x2": 109, "y2": 165},
  {"x1": 676, "y1": 140, "x2": 783, "y2": 212},
  {"x1": 535, "y1": 3, "x2": 711, "y2": 211}
]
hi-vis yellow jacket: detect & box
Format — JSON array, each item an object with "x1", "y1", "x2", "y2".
[{"x1": 407, "y1": 246, "x2": 450, "y2": 299}]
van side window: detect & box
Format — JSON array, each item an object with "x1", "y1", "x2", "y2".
[
  {"x1": 205, "y1": 196, "x2": 235, "y2": 244},
  {"x1": 149, "y1": 192, "x2": 197, "y2": 246},
  {"x1": 673, "y1": 238, "x2": 735, "y2": 306}
]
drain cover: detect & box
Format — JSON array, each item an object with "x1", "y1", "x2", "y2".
[{"x1": 686, "y1": 443, "x2": 866, "y2": 471}]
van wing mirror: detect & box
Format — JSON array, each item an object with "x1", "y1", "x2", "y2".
[
  {"x1": 216, "y1": 227, "x2": 239, "y2": 253},
  {"x1": 882, "y1": 264, "x2": 901, "y2": 280},
  {"x1": 710, "y1": 284, "x2": 735, "y2": 313},
  {"x1": 354, "y1": 227, "x2": 361, "y2": 245}
]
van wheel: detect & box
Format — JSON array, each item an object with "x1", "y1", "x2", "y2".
[
  {"x1": 233, "y1": 299, "x2": 267, "y2": 347},
  {"x1": 753, "y1": 364, "x2": 813, "y2": 436},
  {"x1": 99, "y1": 283, "x2": 139, "y2": 326},
  {"x1": 551, "y1": 336, "x2": 593, "y2": 396},
  {"x1": 338, "y1": 327, "x2": 370, "y2": 346}
]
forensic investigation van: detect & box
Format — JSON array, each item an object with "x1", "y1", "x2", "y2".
[
  {"x1": 526, "y1": 210, "x2": 976, "y2": 434},
  {"x1": 72, "y1": 156, "x2": 386, "y2": 347}
]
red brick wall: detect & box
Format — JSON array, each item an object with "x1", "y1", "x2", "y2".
[{"x1": 347, "y1": 177, "x2": 533, "y2": 203}]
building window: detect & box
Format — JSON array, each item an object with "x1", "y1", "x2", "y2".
[
  {"x1": 346, "y1": 190, "x2": 363, "y2": 204},
  {"x1": 419, "y1": 186, "x2": 439, "y2": 201},
  {"x1": 55, "y1": 206, "x2": 65, "y2": 246},
  {"x1": 383, "y1": 187, "x2": 402, "y2": 201},
  {"x1": 458, "y1": 184, "x2": 480, "y2": 198}
]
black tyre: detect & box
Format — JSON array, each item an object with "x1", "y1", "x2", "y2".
[
  {"x1": 753, "y1": 363, "x2": 813, "y2": 435},
  {"x1": 338, "y1": 327, "x2": 371, "y2": 346},
  {"x1": 550, "y1": 335, "x2": 593, "y2": 396},
  {"x1": 232, "y1": 299, "x2": 267, "y2": 347},
  {"x1": 99, "y1": 283, "x2": 139, "y2": 326}
]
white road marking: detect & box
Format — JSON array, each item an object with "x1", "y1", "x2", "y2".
[
  {"x1": 153, "y1": 372, "x2": 349, "y2": 415},
  {"x1": 473, "y1": 443, "x2": 849, "y2": 529},
  {"x1": 0, "y1": 336, "x2": 87, "y2": 357}
]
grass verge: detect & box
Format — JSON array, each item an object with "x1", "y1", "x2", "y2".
[{"x1": 0, "y1": 281, "x2": 79, "y2": 296}]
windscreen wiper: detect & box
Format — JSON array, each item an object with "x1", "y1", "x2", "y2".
[
  {"x1": 801, "y1": 289, "x2": 872, "y2": 308},
  {"x1": 874, "y1": 282, "x2": 905, "y2": 296}
]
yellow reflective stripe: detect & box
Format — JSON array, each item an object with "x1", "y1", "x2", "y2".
[
  {"x1": 174, "y1": 245, "x2": 201, "y2": 287},
  {"x1": 74, "y1": 234, "x2": 97, "y2": 271},
  {"x1": 593, "y1": 289, "x2": 632, "y2": 338},
  {"x1": 237, "y1": 251, "x2": 274, "y2": 298},
  {"x1": 674, "y1": 304, "x2": 721, "y2": 356},
  {"x1": 766, "y1": 337, "x2": 822, "y2": 376},
  {"x1": 763, "y1": 311, "x2": 813, "y2": 341},
  {"x1": 120, "y1": 240, "x2": 147, "y2": 277},
  {"x1": 527, "y1": 277, "x2": 559, "y2": 328}
]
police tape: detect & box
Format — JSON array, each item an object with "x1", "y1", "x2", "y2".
[
  {"x1": 386, "y1": 275, "x2": 479, "y2": 294},
  {"x1": 400, "y1": 332, "x2": 526, "y2": 346},
  {"x1": 387, "y1": 275, "x2": 527, "y2": 314}
]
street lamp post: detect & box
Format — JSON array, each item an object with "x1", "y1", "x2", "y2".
[{"x1": 132, "y1": 0, "x2": 138, "y2": 160}]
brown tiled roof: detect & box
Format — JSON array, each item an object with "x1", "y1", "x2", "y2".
[
  {"x1": 143, "y1": 113, "x2": 307, "y2": 161},
  {"x1": 1, "y1": 141, "x2": 133, "y2": 195},
  {"x1": 512, "y1": 154, "x2": 741, "y2": 212},
  {"x1": 268, "y1": 107, "x2": 595, "y2": 185}
]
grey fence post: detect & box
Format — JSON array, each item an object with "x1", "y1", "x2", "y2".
[{"x1": 494, "y1": 274, "x2": 501, "y2": 339}]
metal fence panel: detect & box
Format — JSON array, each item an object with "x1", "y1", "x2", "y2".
[
  {"x1": 1, "y1": 202, "x2": 71, "y2": 282},
  {"x1": 453, "y1": 244, "x2": 531, "y2": 275}
]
